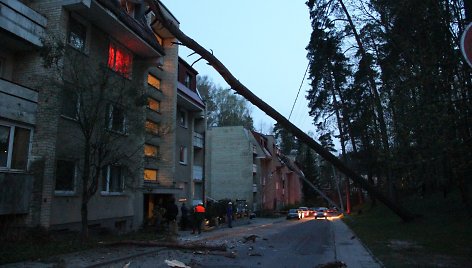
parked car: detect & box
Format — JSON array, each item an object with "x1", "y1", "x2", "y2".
[
  {"x1": 286, "y1": 208, "x2": 302, "y2": 220},
  {"x1": 298, "y1": 207, "x2": 310, "y2": 218},
  {"x1": 327, "y1": 207, "x2": 338, "y2": 215},
  {"x1": 315, "y1": 207, "x2": 328, "y2": 219}
]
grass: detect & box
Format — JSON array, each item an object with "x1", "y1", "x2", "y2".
[
  {"x1": 343, "y1": 191, "x2": 472, "y2": 267},
  {"x1": 0, "y1": 227, "x2": 169, "y2": 265}
]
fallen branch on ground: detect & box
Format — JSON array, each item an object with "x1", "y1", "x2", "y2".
[{"x1": 103, "y1": 240, "x2": 226, "y2": 251}]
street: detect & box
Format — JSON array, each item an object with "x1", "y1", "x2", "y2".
[{"x1": 101, "y1": 217, "x2": 381, "y2": 268}]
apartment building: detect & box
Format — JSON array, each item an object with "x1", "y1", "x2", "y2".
[
  {"x1": 252, "y1": 132, "x2": 303, "y2": 211},
  {"x1": 205, "y1": 126, "x2": 264, "y2": 213},
  {"x1": 0, "y1": 0, "x2": 204, "y2": 233}
]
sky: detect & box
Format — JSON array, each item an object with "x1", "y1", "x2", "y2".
[{"x1": 160, "y1": 0, "x2": 315, "y2": 135}]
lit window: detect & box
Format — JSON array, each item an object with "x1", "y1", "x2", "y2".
[
  {"x1": 145, "y1": 120, "x2": 159, "y2": 135},
  {"x1": 147, "y1": 74, "x2": 161, "y2": 90},
  {"x1": 55, "y1": 159, "x2": 76, "y2": 193},
  {"x1": 61, "y1": 89, "x2": 79, "y2": 119},
  {"x1": 144, "y1": 169, "x2": 158, "y2": 182},
  {"x1": 144, "y1": 144, "x2": 158, "y2": 158},
  {"x1": 178, "y1": 110, "x2": 187, "y2": 128},
  {"x1": 147, "y1": 98, "x2": 160, "y2": 113},
  {"x1": 0, "y1": 123, "x2": 31, "y2": 171},
  {"x1": 179, "y1": 146, "x2": 187, "y2": 164},
  {"x1": 108, "y1": 42, "x2": 133, "y2": 78},
  {"x1": 102, "y1": 165, "x2": 124, "y2": 193},
  {"x1": 106, "y1": 104, "x2": 127, "y2": 134},
  {"x1": 68, "y1": 16, "x2": 86, "y2": 51}
]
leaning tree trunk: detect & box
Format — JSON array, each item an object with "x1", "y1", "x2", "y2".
[{"x1": 145, "y1": 0, "x2": 414, "y2": 222}]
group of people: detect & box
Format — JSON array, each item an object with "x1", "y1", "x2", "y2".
[{"x1": 154, "y1": 199, "x2": 234, "y2": 235}]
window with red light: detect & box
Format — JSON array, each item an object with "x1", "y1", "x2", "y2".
[{"x1": 108, "y1": 42, "x2": 133, "y2": 78}]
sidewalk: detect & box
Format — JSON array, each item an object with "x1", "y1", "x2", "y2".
[{"x1": 2, "y1": 217, "x2": 382, "y2": 268}]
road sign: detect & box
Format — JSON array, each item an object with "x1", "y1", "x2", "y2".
[{"x1": 461, "y1": 22, "x2": 472, "y2": 68}]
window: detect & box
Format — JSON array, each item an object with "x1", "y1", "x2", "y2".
[
  {"x1": 178, "y1": 110, "x2": 187, "y2": 128},
  {"x1": 147, "y1": 74, "x2": 161, "y2": 90},
  {"x1": 0, "y1": 57, "x2": 4, "y2": 78},
  {"x1": 144, "y1": 169, "x2": 158, "y2": 182},
  {"x1": 107, "y1": 104, "x2": 127, "y2": 134},
  {"x1": 68, "y1": 16, "x2": 86, "y2": 51},
  {"x1": 0, "y1": 123, "x2": 31, "y2": 170},
  {"x1": 154, "y1": 33, "x2": 163, "y2": 46},
  {"x1": 145, "y1": 120, "x2": 159, "y2": 135},
  {"x1": 120, "y1": 0, "x2": 135, "y2": 16},
  {"x1": 55, "y1": 160, "x2": 76, "y2": 193},
  {"x1": 108, "y1": 42, "x2": 133, "y2": 78},
  {"x1": 144, "y1": 144, "x2": 159, "y2": 158},
  {"x1": 147, "y1": 98, "x2": 160, "y2": 113},
  {"x1": 61, "y1": 89, "x2": 79, "y2": 119},
  {"x1": 102, "y1": 165, "x2": 124, "y2": 193},
  {"x1": 184, "y1": 73, "x2": 192, "y2": 88},
  {"x1": 179, "y1": 146, "x2": 187, "y2": 164}
]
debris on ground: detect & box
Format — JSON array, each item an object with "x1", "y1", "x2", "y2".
[
  {"x1": 164, "y1": 259, "x2": 190, "y2": 268},
  {"x1": 193, "y1": 250, "x2": 237, "y2": 258},
  {"x1": 316, "y1": 261, "x2": 347, "y2": 268},
  {"x1": 242, "y1": 234, "x2": 259, "y2": 243},
  {"x1": 104, "y1": 240, "x2": 226, "y2": 251}
]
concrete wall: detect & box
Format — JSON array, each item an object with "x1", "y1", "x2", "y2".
[{"x1": 206, "y1": 126, "x2": 255, "y2": 209}]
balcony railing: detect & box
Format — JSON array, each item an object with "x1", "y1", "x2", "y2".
[
  {"x1": 193, "y1": 165, "x2": 203, "y2": 182},
  {"x1": 193, "y1": 132, "x2": 204, "y2": 148},
  {"x1": 0, "y1": 173, "x2": 33, "y2": 215},
  {"x1": 0, "y1": 78, "x2": 38, "y2": 125},
  {"x1": 0, "y1": 0, "x2": 47, "y2": 47}
]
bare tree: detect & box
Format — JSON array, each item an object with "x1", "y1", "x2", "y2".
[{"x1": 40, "y1": 34, "x2": 146, "y2": 238}]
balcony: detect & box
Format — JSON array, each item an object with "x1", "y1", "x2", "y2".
[
  {"x1": 193, "y1": 132, "x2": 204, "y2": 148},
  {"x1": 0, "y1": 0, "x2": 47, "y2": 49},
  {"x1": 252, "y1": 183, "x2": 257, "y2": 193},
  {"x1": 252, "y1": 164, "x2": 257, "y2": 173},
  {"x1": 62, "y1": 0, "x2": 163, "y2": 57},
  {"x1": 0, "y1": 78, "x2": 38, "y2": 125},
  {"x1": 193, "y1": 165, "x2": 203, "y2": 182},
  {"x1": 0, "y1": 172, "x2": 33, "y2": 215}
]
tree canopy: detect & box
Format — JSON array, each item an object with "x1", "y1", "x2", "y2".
[
  {"x1": 306, "y1": 0, "x2": 472, "y2": 213},
  {"x1": 198, "y1": 75, "x2": 254, "y2": 130}
]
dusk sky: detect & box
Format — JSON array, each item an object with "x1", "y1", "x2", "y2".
[{"x1": 160, "y1": 1, "x2": 315, "y2": 135}]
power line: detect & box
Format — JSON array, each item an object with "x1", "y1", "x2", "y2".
[{"x1": 289, "y1": 63, "x2": 310, "y2": 120}]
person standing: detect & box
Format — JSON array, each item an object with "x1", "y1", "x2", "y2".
[
  {"x1": 180, "y1": 203, "x2": 188, "y2": 230},
  {"x1": 165, "y1": 198, "x2": 178, "y2": 235},
  {"x1": 227, "y1": 202, "x2": 233, "y2": 228},
  {"x1": 192, "y1": 202, "x2": 205, "y2": 234}
]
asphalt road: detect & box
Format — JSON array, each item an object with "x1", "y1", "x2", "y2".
[
  {"x1": 4, "y1": 217, "x2": 381, "y2": 268},
  {"x1": 104, "y1": 217, "x2": 379, "y2": 268}
]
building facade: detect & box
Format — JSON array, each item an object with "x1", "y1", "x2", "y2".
[
  {"x1": 252, "y1": 132, "x2": 303, "y2": 211},
  {"x1": 205, "y1": 126, "x2": 264, "y2": 213},
  {"x1": 0, "y1": 0, "x2": 204, "y2": 233}
]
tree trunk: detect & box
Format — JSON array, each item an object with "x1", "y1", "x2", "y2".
[
  {"x1": 145, "y1": 0, "x2": 414, "y2": 222},
  {"x1": 81, "y1": 141, "x2": 91, "y2": 239}
]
